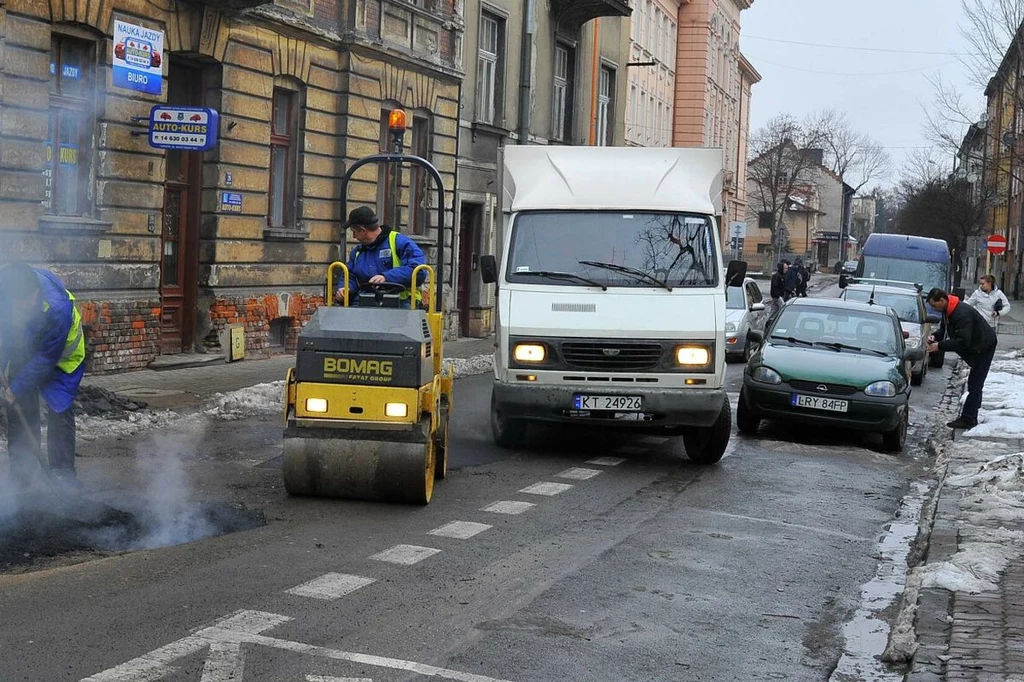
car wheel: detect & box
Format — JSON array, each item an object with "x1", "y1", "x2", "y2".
[
  {"x1": 491, "y1": 390, "x2": 527, "y2": 449},
  {"x1": 882, "y1": 408, "x2": 908, "y2": 453},
  {"x1": 683, "y1": 401, "x2": 731, "y2": 464},
  {"x1": 736, "y1": 389, "x2": 760, "y2": 435},
  {"x1": 929, "y1": 350, "x2": 945, "y2": 369}
]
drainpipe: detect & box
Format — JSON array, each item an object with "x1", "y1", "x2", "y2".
[
  {"x1": 517, "y1": 0, "x2": 535, "y2": 145},
  {"x1": 589, "y1": 19, "x2": 601, "y2": 145}
]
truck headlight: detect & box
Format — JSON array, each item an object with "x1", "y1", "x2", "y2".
[
  {"x1": 752, "y1": 366, "x2": 782, "y2": 385},
  {"x1": 385, "y1": 402, "x2": 408, "y2": 417},
  {"x1": 305, "y1": 398, "x2": 328, "y2": 413},
  {"x1": 513, "y1": 343, "x2": 546, "y2": 363},
  {"x1": 865, "y1": 381, "x2": 897, "y2": 397},
  {"x1": 675, "y1": 345, "x2": 711, "y2": 366}
]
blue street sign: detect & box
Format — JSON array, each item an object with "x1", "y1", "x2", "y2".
[{"x1": 148, "y1": 106, "x2": 219, "y2": 152}]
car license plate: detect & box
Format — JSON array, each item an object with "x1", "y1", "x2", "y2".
[
  {"x1": 574, "y1": 395, "x2": 643, "y2": 411},
  {"x1": 791, "y1": 394, "x2": 849, "y2": 413}
]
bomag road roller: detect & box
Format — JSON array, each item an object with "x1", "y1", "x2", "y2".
[{"x1": 281, "y1": 109, "x2": 453, "y2": 504}]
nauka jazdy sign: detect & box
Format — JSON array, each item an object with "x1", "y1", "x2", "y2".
[{"x1": 113, "y1": 20, "x2": 163, "y2": 95}]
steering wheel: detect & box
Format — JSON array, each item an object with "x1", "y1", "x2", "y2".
[{"x1": 362, "y1": 281, "x2": 408, "y2": 295}]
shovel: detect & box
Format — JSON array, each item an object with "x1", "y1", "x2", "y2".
[{"x1": 0, "y1": 362, "x2": 52, "y2": 487}]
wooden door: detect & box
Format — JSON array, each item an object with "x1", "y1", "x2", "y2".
[
  {"x1": 457, "y1": 204, "x2": 480, "y2": 337},
  {"x1": 160, "y1": 64, "x2": 202, "y2": 354}
]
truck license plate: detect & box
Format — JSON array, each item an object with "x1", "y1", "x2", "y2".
[
  {"x1": 574, "y1": 395, "x2": 643, "y2": 411},
  {"x1": 791, "y1": 394, "x2": 849, "y2": 413}
]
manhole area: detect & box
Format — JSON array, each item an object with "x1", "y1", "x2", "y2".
[{"x1": 0, "y1": 496, "x2": 265, "y2": 574}]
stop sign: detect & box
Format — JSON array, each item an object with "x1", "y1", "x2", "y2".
[{"x1": 987, "y1": 234, "x2": 1008, "y2": 255}]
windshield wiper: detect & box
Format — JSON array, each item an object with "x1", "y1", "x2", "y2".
[
  {"x1": 770, "y1": 335, "x2": 814, "y2": 347},
  {"x1": 814, "y1": 341, "x2": 889, "y2": 357},
  {"x1": 578, "y1": 260, "x2": 673, "y2": 292},
  {"x1": 516, "y1": 270, "x2": 607, "y2": 291}
]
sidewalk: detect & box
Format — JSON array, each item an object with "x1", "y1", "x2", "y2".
[
  {"x1": 82, "y1": 336, "x2": 495, "y2": 410},
  {"x1": 899, "y1": 298, "x2": 1024, "y2": 681}
]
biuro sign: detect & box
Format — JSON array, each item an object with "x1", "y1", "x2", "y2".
[
  {"x1": 148, "y1": 106, "x2": 219, "y2": 152},
  {"x1": 112, "y1": 19, "x2": 163, "y2": 95}
]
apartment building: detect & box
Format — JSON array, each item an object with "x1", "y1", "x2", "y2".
[{"x1": 625, "y1": 0, "x2": 680, "y2": 147}]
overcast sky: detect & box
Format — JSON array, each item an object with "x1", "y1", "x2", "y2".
[{"x1": 741, "y1": 0, "x2": 979, "y2": 189}]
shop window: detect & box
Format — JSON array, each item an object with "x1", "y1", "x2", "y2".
[
  {"x1": 46, "y1": 35, "x2": 95, "y2": 217},
  {"x1": 269, "y1": 87, "x2": 299, "y2": 228}
]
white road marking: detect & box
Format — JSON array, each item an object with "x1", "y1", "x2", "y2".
[
  {"x1": 370, "y1": 544, "x2": 441, "y2": 565},
  {"x1": 519, "y1": 482, "x2": 573, "y2": 496},
  {"x1": 640, "y1": 436, "x2": 670, "y2": 445},
  {"x1": 555, "y1": 467, "x2": 602, "y2": 480},
  {"x1": 285, "y1": 573, "x2": 375, "y2": 601},
  {"x1": 614, "y1": 445, "x2": 648, "y2": 454},
  {"x1": 81, "y1": 609, "x2": 515, "y2": 682},
  {"x1": 586, "y1": 456, "x2": 626, "y2": 466},
  {"x1": 428, "y1": 521, "x2": 492, "y2": 539},
  {"x1": 200, "y1": 641, "x2": 244, "y2": 682},
  {"x1": 307, "y1": 677, "x2": 372, "y2": 682},
  {"x1": 481, "y1": 501, "x2": 535, "y2": 515}
]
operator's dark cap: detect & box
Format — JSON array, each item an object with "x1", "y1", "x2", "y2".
[{"x1": 345, "y1": 206, "x2": 378, "y2": 229}]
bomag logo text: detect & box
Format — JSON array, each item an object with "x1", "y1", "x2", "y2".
[{"x1": 323, "y1": 357, "x2": 394, "y2": 382}]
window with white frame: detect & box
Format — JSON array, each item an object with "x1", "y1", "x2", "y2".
[
  {"x1": 476, "y1": 11, "x2": 504, "y2": 124},
  {"x1": 597, "y1": 65, "x2": 613, "y2": 146},
  {"x1": 552, "y1": 43, "x2": 575, "y2": 142}
]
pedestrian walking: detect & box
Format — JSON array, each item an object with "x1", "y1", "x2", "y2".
[
  {"x1": 770, "y1": 260, "x2": 790, "y2": 316},
  {"x1": 925, "y1": 287, "x2": 998, "y2": 430},
  {"x1": 794, "y1": 257, "x2": 809, "y2": 297},
  {"x1": 965, "y1": 274, "x2": 1011, "y2": 330},
  {"x1": 784, "y1": 257, "x2": 802, "y2": 299},
  {"x1": 0, "y1": 263, "x2": 86, "y2": 487}
]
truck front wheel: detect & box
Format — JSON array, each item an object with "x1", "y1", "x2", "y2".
[
  {"x1": 491, "y1": 390, "x2": 527, "y2": 449},
  {"x1": 683, "y1": 401, "x2": 731, "y2": 465}
]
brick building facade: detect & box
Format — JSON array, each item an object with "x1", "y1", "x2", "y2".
[{"x1": 0, "y1": 0, "x2": 463, "y2": 372}]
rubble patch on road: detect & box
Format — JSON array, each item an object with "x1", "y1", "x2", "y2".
[{"x1": 74, "y1": 385, "x2": 149, "y2": 417}]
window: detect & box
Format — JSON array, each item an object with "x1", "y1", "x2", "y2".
[
  {"x1": 552, "y1": 43, "x2": 575, "y2": 142},
  {"x1": 596, "y1": 66, "x2": 614, "y2": 146},
  {"x1": 758, "y1": 212, "x2": 774, "y2": 230},
  {"x1": 476, "y1": 12, "x2": 504, "y2": 124},
  {"x1": 656, "y1": 12, "x2": 663, "y2": 62},
  {"x1": 269, "y1": 88, "x2": 298, "y2": 228},
  {"x1": 47, "y1": 35, "x2": 94, "y2": 216},
  {"x1": 410, "y1": 113, "x2": 432, "y2": 236},
  {"x1": 629, "y1": 84, "x2": 638, "y2": 142}
]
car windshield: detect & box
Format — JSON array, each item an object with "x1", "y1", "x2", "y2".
[
  {"x1": 770, "y1": 307, "x2": 901, "y2": 356},
  {"x1": 858, "y1": 255, "x2": 947, "y2": 292},
  {"x1": 506, "y1": 211, "x2": 719, "y2": 288},
  {"x1": 842, "y1": 290, "x2": 922, "y2": 323},
  {"x1": 726, "y1": 286, "x2": 746, "y2": 309}
]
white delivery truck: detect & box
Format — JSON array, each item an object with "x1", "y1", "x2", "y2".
[{"x1": 480, "y1": 146, "x2": 746, "y2": 464}]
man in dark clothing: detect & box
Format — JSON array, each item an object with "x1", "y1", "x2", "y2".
[
  {"x1": 769, "y1": 260, "x2": 790, "y2": 317},
  {"x1": 334, "y1": 206, "x2": 427, "y2": 308},
  {"x1": 794, "y1": 258, "x2": 809, "y2": 297},
  {"x1": 785, "y1": 257, "x2": 802, "y2": 298},
  {"x1": 926, "y1": 287, "x2": 998, "y2": 430}
]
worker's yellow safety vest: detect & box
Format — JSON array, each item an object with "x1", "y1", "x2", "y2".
[
  {"x1": 353, "y1": 230, "x2": 422, "y2": 305},
  {"x1": 43, "y1": 290, "x2": 86, "y2": 374}
]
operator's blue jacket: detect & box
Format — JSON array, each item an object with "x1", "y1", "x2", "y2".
[
  {"x1": 346, "y1": 227, "x2": 427, "y2": 304},
  {"x1": 0, "y1": 268, "x2": 85, "y2": 413}
]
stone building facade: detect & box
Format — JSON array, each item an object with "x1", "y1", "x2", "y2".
[
  {"x1": 0, "y1": 0, "x2": 463, "y2": 372},
  {"x1": 624, "y1": 0, "x2": 679, "y2": 147},
  {"x1": 454, "y1": 0, "x2": 631, "y2": 337}
]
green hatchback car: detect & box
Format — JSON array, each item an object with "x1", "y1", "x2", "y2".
[{"x1": 738, "y1": 298, "x2": 926, "y2": 452}]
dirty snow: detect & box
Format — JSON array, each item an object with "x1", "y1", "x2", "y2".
[{"x1": 916, "y1": 528, "x2": 1024, "y2": 593}]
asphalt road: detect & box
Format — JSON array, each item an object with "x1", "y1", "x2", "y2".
[{"x1": 0, "y1": 283, "x2": 944, "y2": 682}]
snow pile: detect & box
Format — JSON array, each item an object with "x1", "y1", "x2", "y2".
[
  {"x1": 205, "y1": 381, "x2": 285, "y2": 421},
  {"x1": 78, "y1": 408, "x2": 182, "y2": 442},
  {"x1": 916, "y1": 528, "x2": 1024, "y2": 593},
  {"x1": 965, "y1": 370, "x2": 1024, "y2": 440}
]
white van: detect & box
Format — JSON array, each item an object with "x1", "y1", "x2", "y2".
[{"x1": 480, "y1": 146, "x2": 744, "y2": 464}]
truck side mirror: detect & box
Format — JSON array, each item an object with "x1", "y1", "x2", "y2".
[
  {"x1": 480, "y1": 255, "x2": 498, "y2": 284},
  {"x1": 724, "y1": 260, "x2": 747, "y2": 288}
]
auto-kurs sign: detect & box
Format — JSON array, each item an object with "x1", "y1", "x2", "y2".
[
  {"x1": 148, "y1": 106, "x2": 220, "y2": 152},
  {"x1": 112, "y1": 20, "x2": 163, "y2": 95}
]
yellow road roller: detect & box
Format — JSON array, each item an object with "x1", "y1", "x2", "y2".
[{"x1": 281, "y1": 109, "x2": 453, "y2": 504}]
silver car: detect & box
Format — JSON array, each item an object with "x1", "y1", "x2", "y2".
[
  {"x1": 726, "y1": 277, "x2": 769, "y2": 362},
  {"x1": 839, "y1": 282, "x2": 940, "y2": 385}
]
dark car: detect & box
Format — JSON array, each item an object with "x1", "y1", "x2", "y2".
[{"x1": 738, "y1": 298, "x2": 925, "y2": 452}]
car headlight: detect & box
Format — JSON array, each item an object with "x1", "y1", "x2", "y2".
[
  {"x1": 513, "y1": 343, "x2": 546, "y2": 363},
  {"x1": 864, "y1": 381, "x2": 897, "y2": 397},
  {"x1": 751, "y1": 366, "x2": 782, "y2": 385},
  {"x1": 724, "y1": 321, "x2": 737, "y2": 333},
  {"x1": 675, "y1": 345, "x2": 711, "y2": 366},
  {"x1": 305, "y1": 398, "x2": 328, "y2": 413}
]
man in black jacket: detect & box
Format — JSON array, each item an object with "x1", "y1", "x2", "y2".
[
  {"x1": 769, "y1": 260, "x2": 790, "y2": 317},
  {"x1": 926, "y1": 287, "x2": 999, "y2": 430}
]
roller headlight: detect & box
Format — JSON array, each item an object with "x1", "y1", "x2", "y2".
[
  {"x1": 513, "y1": 343, "x2": 546, "y2": 363},
  {"x1": 865, "y1": 381, "x2": 897, "y2": 397},
  {"x1": 385, "y1": 402, "x2": 408, "y2": 417},
  {"x1": 305, "y1": 398, "x2": 328, "y2": 413},
  {"x1": 752, "y1": 366, "x2": 782, "y2": 385}
]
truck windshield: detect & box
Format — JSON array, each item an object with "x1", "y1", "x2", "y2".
[
  {"x1": 506, "y1": 211, "x2": 718, "y2": 288},
  {"x1": 858, "y1": 255, "x2": 947, "y2": 292}
]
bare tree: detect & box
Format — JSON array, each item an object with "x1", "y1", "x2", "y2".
[
  {"x1": 960, "y1": 0, "x2": 1024, "y2": 89},
  {"x1": 747, "y1": 114, "x2": 825, "y2": 261},
  {"x1": 900, "y1": 147, "x2": 952, "y2": 187},
  {"x1": 808, "y1": 109, "x2": 892, "y2": 191}
]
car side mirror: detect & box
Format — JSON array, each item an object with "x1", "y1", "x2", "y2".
[
  {"x1": 749, "y1": 302, "x2": 766, "y2": 312},
  {"x1": 838, "y1": 273, "x2": 848, "y2": 289},
  {"x1": 480, "y1": 255, "x2": 498, "y2": 284},
  {"x1": 906, "y1": 347, "x2": 925, "y2": 363},
  {"x1": 926, "y1": 314, "x2": 941, "y2": 324},
  {"x1": 725, "y1": 260, "x2": 748, "y2": 288},
  {"x1": 746, "y1": 329, "x2": 764, "y2": 346}
]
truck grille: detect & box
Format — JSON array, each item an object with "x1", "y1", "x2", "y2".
[{"x1": 560, "y1": 341, "x2": 663, "y2": 371}]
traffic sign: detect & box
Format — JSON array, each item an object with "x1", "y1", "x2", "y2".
[
  {"x1": 729, "y1": 221, "x2": 747, "y2": 239},
  {"x1": 987, "y1": 234, "x2": 1008, "y2": 255}
]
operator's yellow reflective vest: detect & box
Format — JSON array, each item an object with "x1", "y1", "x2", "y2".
[
  {"x1": 43, "y1": 290, "x2": 85, "y2": 374},
  {"x1": 352, "y1": 230, "x2": 423, "y2": 305}
]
